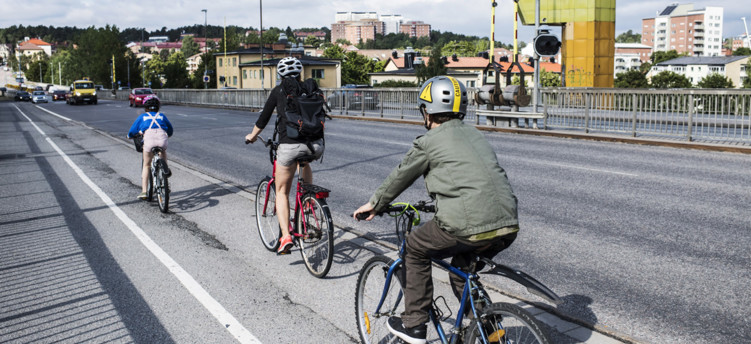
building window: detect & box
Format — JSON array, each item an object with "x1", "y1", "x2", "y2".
[
  {"x1": 233, "y1": 57, "x2": 237, "y2": 66},
  {"x1": 219, "y1": 58, "x2": 223, "y2": 67},
  {"x1": 233, "y1": 76, "x2": 237, "y2": 85},
  {"x1": 311, "y1": 69, "x2": 325, "y2": 79},
  {"x1": 243, "y1": 70, "x2": 247, "y2": 79}
]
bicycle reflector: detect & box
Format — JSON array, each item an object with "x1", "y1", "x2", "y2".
[
  {"x1": 364, "y1": 312, "x2": 371, "y2": 334},
  {"x1": 488, "y1": 329, "x2": 506, "y2": 342}
]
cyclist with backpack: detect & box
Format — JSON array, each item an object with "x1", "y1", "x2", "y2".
[
  {"x1": 127, "y1": 96, "x2": 173, "y2": 200},
  {"x1": 353, "y1": 76, "x2": 519, "y2": 344},
  {"x1": 245, "y1": 57, "x2": 325, "y2": 254}
]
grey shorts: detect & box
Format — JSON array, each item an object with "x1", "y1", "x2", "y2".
[{"x1": 277, "y1": 139, "x2": 324, "y2": 166}]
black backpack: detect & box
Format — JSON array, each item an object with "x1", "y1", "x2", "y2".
[{"x1": 281, "y1": 78, "x2": 328, "y2": 149}]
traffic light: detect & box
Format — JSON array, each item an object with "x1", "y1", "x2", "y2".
[{"x1": 533, "y1": 32, "x2": 561, "y2": 57}]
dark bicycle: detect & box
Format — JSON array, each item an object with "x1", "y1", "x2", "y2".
[
  {"x1": 132, "y1": 134, "x2": 170, "y2": 213},
  {"x1": 354, "y1": 201, "x2": 561, "y2": 344},
  {"x1": 249, "y1": 136, "x2": 334, "y2": 278}
]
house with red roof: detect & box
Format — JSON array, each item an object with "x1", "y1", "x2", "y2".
[{"x1": 15, "y1": 38, "x2": 52, "y2": 59}]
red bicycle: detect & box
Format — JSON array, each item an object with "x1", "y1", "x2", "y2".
[{"x1": 250, "y1": 137, "x2": 334, "y2": 278}]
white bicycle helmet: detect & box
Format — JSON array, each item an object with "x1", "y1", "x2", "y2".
[
  {"x1": 418, "y1": 75, "x2": 468, "y2": 117},
  {"x1": 277, "y1": 57, "x2": 303, "y2": 78}
]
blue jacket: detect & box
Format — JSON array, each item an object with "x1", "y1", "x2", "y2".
[{"x1": 127, "y1": 112, "x2": 174, "y2": 138}]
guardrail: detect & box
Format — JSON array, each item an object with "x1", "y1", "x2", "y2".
[{"x1": 105, "y1": 87, "x2": 751, "y2": 146}]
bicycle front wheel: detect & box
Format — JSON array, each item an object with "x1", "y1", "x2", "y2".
[
  {"x1": 355, "y1": 256, "x2": 405, "y2": 344},
  {"x1": 156, "y1": 160, "x2": 169, "y2": 213},
  {"x1": 465, "y1": 302, "x2": 551, "y2": 344},
  {"x1": 297, "y1": 195, "x2": 334, "y2": 278},
  {"x1": 255, "y1": 178, "x2": 280, "y2": 251}
]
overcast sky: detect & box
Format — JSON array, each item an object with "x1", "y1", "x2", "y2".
[{"x1": 2, "y1": 0, "x2": 750, "y2": 44}]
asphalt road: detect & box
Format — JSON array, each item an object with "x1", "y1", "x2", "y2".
[{"x1": 1, "y1": 97, "x2": 750, "y2": 343}]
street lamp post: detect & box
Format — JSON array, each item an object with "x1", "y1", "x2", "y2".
[{"x1": 202, "y1": 8, "x2": 208, "y2": 89}]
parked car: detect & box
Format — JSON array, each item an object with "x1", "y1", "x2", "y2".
[
  {"x1": 31, "y1": 90, "x2": 48, "y2": 104},
  {"x1": 34, "y1": 86, "x2": 44, "y2": 91},
  {"x1": 128, "y1": 88, "x2": 157, "y2": 107},
  {"x1": 51, "y1": 90, "x2": 67, "y2": 101},
  {"x1": 328, "y1": 84, "x2": 380, "y2": 111},
  {"x1": 14, "y1": 91, "x2": 31, "y2": 101}
]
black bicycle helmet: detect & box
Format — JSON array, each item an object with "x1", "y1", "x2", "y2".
[{"x1": 144, "y1": 95, "x2": 160, "y2": 112}]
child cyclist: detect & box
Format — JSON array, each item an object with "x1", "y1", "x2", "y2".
[
  {"x1": 127, "y1": 96, "x2": 173, "y2": 200},
  {"x1": 353, "y1": 76, "x2": 519, "y2": 344}
]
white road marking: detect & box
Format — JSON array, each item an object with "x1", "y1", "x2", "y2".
[
  {"x1": 510, "y1": 155, "x2": 639, "y2": 177},
  {"x1": 14, "y1": 104, "x2": 261, "y2": 344}
]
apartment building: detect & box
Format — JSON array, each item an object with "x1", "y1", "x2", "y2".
[
  {"x1": 649, "y1": 55, "x2": 750, "y2": 87},
  {"x1": 331, "y1": 11, "x2": 430, "y2": 43},
  {"x1": 614, "y1": 43, "x2": 652, "y2": 75},
  {"x1": 400, "y1": 21, "x2": 431, "y2": 38},
  {"x1": 641, "y1": 3, "x2": 723, "y2": 56}
]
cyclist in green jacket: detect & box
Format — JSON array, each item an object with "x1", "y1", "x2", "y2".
[{"x1": 353, "y1": 76, "x2": 519, "y2": 344}]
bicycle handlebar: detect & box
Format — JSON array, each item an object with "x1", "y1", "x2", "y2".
[
  {"x1": 354, "y1": 201, "x2": 435, "y2": 221},
  {"x1": 245, "y1": 136, "x2": 273, "y2": 147}
]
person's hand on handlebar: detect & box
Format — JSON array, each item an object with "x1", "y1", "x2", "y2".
[
  {"x1": 353, "y1": 202, "x2": 375, "y2": 221},
  {"x1": 244, "y1": 133, "x2": 258, "y2": 144}
]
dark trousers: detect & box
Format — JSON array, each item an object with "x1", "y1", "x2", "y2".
[{"x1": 401, "y1": 219, "x2": 516, "y2": 328}]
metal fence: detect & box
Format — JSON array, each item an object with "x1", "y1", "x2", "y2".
[{"x1": 111, "y1": 87, "x2": 751, "y2": 145}]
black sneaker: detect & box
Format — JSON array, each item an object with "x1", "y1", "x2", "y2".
[
  {"x1": 386, "y1": 317, "x2": 426, "y2": 344},
  {"x1": 162, "y1": 162, "x2": 171, "y2": 177}
]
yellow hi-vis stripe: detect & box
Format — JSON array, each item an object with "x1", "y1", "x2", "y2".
[
  {"x1": 447, "y1": 76, "x2": 461, "y2": 113},
  {"x1": 420, "y1": 82, "x2": 433, "y2": 103}
]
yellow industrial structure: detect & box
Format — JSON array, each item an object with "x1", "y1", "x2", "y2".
[{"x1": 517, "y1": 0, "x2": 616, "y2": 87}]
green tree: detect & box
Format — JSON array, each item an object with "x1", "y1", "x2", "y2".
[
  {"x1": 322, "y1": 45, "x2": 345, "y2": 59},
  {"x1": 416, "y1": 46, "x2": 447, "y2": 83},
  {"x1": 540, "y1": 68, "x2": 561, "y2": 87},
  {"x1": 744, "y1": 62, "x2": 751, "y2": 88},
  {"x1": 26, "y1": 53, "x2": 51, "y2": 83},
  {"x1": 335, "y1": 38, "x2": 352, "y2": 46},
  {"x1": 441, "y1": 41, "x2": 478, "y2": 57},
  {"x1": 650, "y1": 50, "x2": 683, "y2": 64},
  {"x1": 732, "y1": 47, "x2": 751, "y2": 56},
  {"x1": 68, "y1": 25, "x2": 129, "y2": 87},
  {"x1": 650, "y1": 70, "x2": 691, "y2": 89},
  {"x1": 614, "y1": 70, "x2": 649, "y2": 88},
  {"x1": 181, "y1": 36, "x2": 200, "y2": 57},
  {"x1": 164, "y1": 51, "x2": 190, "y2": 88},
  {"x1": 615, "y1": 29, "x2": 641, "y2": 43},
  {"x1": 144, "y1": 57, "x2": 166, "y2": 88},
  {"x1": 696, "y1": 73, "x2": 734, "y2": 88},
  {"x1": 305, "y1": 35, "x2": 321, "y2": 47},
  {"x1": 374, "y1": 80, "x2": 419, "y2": 87},
  {"x1": 190, "y1": 51, "x2": 217, "y2": 89}
]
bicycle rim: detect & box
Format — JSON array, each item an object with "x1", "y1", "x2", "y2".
[
  {"x1": 355, "y1": 256, "x2": 404, "y2": 344},
  {"x1": 157, "y1": 163, "x2": 169, "y2": 213},
  {"x1": 297, "y1": 196, "x2": 334, "y2": 278},
  {"x1": 255, "y1": 179, "x2": 280, "y2": 251},
  {"x1": 465, "y1": 302, "x2": 551, "y2": 344}
]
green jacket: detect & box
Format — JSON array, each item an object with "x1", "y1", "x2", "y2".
[{"x1": 369, "y1": 119, "x2": 519, "y2": 237}]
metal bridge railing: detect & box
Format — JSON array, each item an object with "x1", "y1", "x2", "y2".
[{"x1": 107, "y1": 87, "x2": 751, "y2": 146}]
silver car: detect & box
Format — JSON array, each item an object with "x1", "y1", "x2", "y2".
[{"x1": 31, "y1": 90, "x2": 48, "y2": 104}]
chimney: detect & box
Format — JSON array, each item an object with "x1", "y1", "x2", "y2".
[
  {"x1": 392, "y1": 50, "x2": 398, "y2": 58},
  {"x1": 451, "y1": 53, "x2": 458, "y2": 61},
  {"x1": 404, "y1": 47, "x2": 416, "y2": 69},
  {"x1": 477, "y1": 51, "x2": 489, "y2": 59},
  {"x1": 441, "y1": 56, "x2": 448, "y2": 64}
]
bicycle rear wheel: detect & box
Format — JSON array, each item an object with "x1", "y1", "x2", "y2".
[
  {"x1": 297, "y1": 195, "x2": 334, "y2": 278},
  {"x1": 465, "y1": 302, "x2": 551, "y2": 344},
  {"x1": 156, "y1": 160, "x2": 169, "y2": 213},
  {"x1": 355, "y1": 256, "x2": 405, "y2": 344},
  {"x1": 255, "y1": 178, "x2": 280, "y2": 251}
]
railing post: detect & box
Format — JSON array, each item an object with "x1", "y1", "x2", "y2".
[
  {"x1": 380, "y1": 91, "x2": 384, "y2": 118},
  {"x1": 631, "y1": 93, "x2": 638, "y2": 137},
  {"x1": 584, "y1": 92, "x2": 591, "y2": 134},
  {"x1": 543, "y1": 91, "x2": 548, "y2": 129},
  {"x1": 400, "y1": 92, "x2": 404, "y2": 120},
  {"x1": 687, "y1": 93, "x2": 694, "y2": 142},
  {"x1": 361, "y1": 92, "x2": 365, "y2": 117}
]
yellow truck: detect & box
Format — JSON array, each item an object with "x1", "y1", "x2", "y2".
[{"x1": 66, "y1": 79, "x2": 98, "y2": 105}]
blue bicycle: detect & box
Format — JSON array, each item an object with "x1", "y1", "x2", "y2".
[{"x1": 354, "y1": 201, "x2": 561, "y2": 344}]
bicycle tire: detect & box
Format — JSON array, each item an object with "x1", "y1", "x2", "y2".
[
  {"x1": 255, "y1": 178, "x2": 281, "y2": 251},
  {"x1": 464, "y1": 302, "x2": 552, "y2": 344},
  {"x1": 156, "y1": 159, "x2": 169, "y2": 213},
  {"x1": 146, "y1": 158, "x2": 154, "y2": 202},
  {"x1": 297, "y1": 195, "x2": 334, "y2": 278},
  {"x1": 355, "y1": 256, "x2": 405, "y2": 344}
]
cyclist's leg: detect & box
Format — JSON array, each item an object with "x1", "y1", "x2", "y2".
[
  {"x1": 300, "y1": 163, "x2": 312, "y2": 184},
  {"x1": 448, "y1": 232, "x2": 517, "y2": 301},
  {"x1": 401, "y1": 219, "x2": 459, "y2": 328},
  {"x1": 274, "y1": 162, "x2": 296, "y2": 239},
  {"x1": 141, "y1": 150, "x2": 154, "y2": 193}
]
